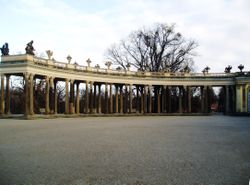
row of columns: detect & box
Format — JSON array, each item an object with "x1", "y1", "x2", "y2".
[{"x1": 0, "y1": 73, "x2": 243, "y2": 116}]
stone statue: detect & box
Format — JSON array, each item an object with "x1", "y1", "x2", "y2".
[
  {"x1": 25, "y1": 40, "x2": 35, "y2": 55},
  {"x1": 0, "y1": 43, "x2": 9, "y2": 56}
]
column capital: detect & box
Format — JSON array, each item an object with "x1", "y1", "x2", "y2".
[
  {"x1": 65, "y1": 78, "x2": 69, "y2": 114},
  {"x1": 45, "y1": 76, "x2": 50, "y2": 81},
  {"x1": 49, "y1": 77, "x2": 54, "y2": 87},
  {"x1": 29, "y1": 73, "x2": 34, "y2": 78},
  {"x1": 90, "y1": 81, "x2": 94, "y2": 89},
  {"x1": 23, "y1": 72, "x2": 30, "y2": 78},
  {"x1": 90, "y1": 81, "x2": 94, "y2": 85}
]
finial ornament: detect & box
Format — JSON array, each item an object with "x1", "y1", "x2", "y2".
[
  {"x1": 86, "y1": 58, "x2": 92, "y2": 67},
  {"x1": 46, "y1": 50, "x2": 53, "y2": 60},
  {"x1": 95, "y1": 64, "x2": 100, "y2": 69},
  {"x1": 238, "y1": 64, "x2": 244, "y2": 72},
  {"x1": 126, "y1": 63, "x2": 131, "y2": 71},
  {"x1": 67, "y1": 55, "x2": 72, "y2": 64},
  {"x1": 105, "y1": 61, "x2": 112, "y2": 69}
]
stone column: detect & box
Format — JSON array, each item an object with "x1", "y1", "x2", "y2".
[
  {"x1": 54, "y1": 79, "x2": 58, "y2": 114},
  {"x1": 201, "y1": 86, "x2": 204, "y2": 113},
  {"x1": 140, "y1": 86, "x2": 144, "y2": 113},
  {"x1": 242, "y1": 85, "x2": 246, "y2": 112},
  {"x1": 168, "y1": 86, "x2": 172, "y2": 113},
  {"x1": 115, "y1": 85, "x2": 119, "y2": 113},
  {"x1": 29, "y1": 74, "x2": 34, "y2": 115},
  {"x1": 136, "y1": 86, "x2": 140, "y2": 113},
  {"x1": 0, "y1": 75, "x2": 4, "y2": 115},
  {"x1": 129, "y1": 84, "x2": 133, "y2": 113},
  {"x1": 144, "y1": 85, "x2": 147, "y2": 113},
  {"x1": 90, "y1": 81, "x2": 93, "y2": 114},
  {"x1": 45, "y1": 76, "x2": 50, "y2": 114},
  {"x1": 231, "y1": 86, "x2": 236, "y2": 113},
  {"x1": 246, "y1": 83, "x2": 250, "y2": 113},
  {"x1": 162, "y1": 86, "x2": 166, "y2": 113},
  {"x1": 204, "y1": 86, "x2": 208, "y2": 113},
  {"x1": 179, "y1": 86, "x2": 183, "y2": 113},
  {"x1": 120, "y1": 85, "x2": 123, "y2": 113},
  {"x1": 85, "y1": 81, "x2": 89, "y2": 114},
  {"x1": 93, "y1": 83, "x2": 96, "y2": 113},
  {"x1": 24, "y1": 73, "x2": 30, "y2": 116},
  {"x1": 5, "y1": 75, "x2": 11, "y2": 114},
  {"x1": 49, "y1": 77, "x2": 54, "y2": 114},
  {"x1": 69, "y1": 79, "x2": 75, "y2": 114},
  {"x1": 188, "y1": 86, "x2": 192, "y2": 113},
  {"x1": 183, "y1": 86, "x2": 187, "y2": 113},
  {"x1": 207, "y1": 86, "x2": 212, "y2": 113},
  {"x1": 65, "y1": 79, "x2": 69, "y2": 114},
  {"x1": 76, "y1": 82, "x2": 80, "y2": 114},
  {"x1": 98, "y1": 84, "x2": 102, "y2": 113},
  {"x1": 148, "y1": 86, "x2": 152, "y2": 113},
  {"x1": 105, "y1": 83, "x2": 109, "y2": 114},
  {"x1": 237, "y1": 84, "x2": 248, "y2": 113},
  {"x1": 157, "y1": 87, "x2": 161, "y2": 113},
  {"x1": 124, "y1": 85, "x2": 128, "y2": 113},
  {"x1": 109, "y1": 84, "x2": 113, "y2": 114},
  {"x1": 236, "y1": 85, "x2": 242, "y2": 112},
  {"x1": 225, "y1": 85, "x2": 230, "y2": 113}
]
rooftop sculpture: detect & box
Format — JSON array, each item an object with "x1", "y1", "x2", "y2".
[
  {"x1": 224, "y1": 65, "x2": 232, "y2": 73},
  {"x1": 0, "y1": 43, "x2": 9, "y2": 56},
  {"x1": 25, "y1": 40, "x2": 35, "y2": 55}
]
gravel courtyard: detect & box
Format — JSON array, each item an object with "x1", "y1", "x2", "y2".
[{"x1": 0, "y1": 116, "x2": 249, "y2": 185}]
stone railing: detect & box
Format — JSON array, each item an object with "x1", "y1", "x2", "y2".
[{"x1": 0, "y1": 54, "x2": 246, "y2": 78}]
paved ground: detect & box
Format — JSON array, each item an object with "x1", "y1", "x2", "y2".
[{"x1": 0, "y1": 116, "x2": 249, "y2": 185}]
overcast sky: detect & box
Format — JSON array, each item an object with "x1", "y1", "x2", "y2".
[{"x1": 1, "y1": 0, "x2": 249, "y2": 72}]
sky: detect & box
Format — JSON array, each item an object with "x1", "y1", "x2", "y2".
[{"x1": 0, "y1": 0, "x2": 250, "y2": 72}]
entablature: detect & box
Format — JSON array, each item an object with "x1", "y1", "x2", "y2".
[{"x1": 1, "y1": 54, "x2": 249, "y2": 87}]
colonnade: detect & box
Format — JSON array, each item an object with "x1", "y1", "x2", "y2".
[{"x1": 0, "y1": 73, "x2": 241, "y2": 117}]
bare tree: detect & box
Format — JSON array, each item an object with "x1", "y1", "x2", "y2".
[
  {"x1": 106, "y1": 23, "x2": 198, "y2": 72},
  {"x1": 10, "y1": 76, "x2": 25, "y2": 114}
]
